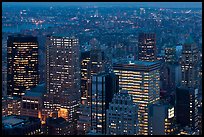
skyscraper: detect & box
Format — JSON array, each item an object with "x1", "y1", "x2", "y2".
[
  {"x1": 42, "y1": 35, "x2": 80, "y2": 134},
  {"x1": 176, "y1": 87, "x2": 199, "y2": 131},
  {"x1": 148, "y1": 102, "x2": 176, "y2": 135},
  {"x1": 106, "y1": 90, "x2": 139, "y2": 135},
  {"x1": 7, "y1": 35, "x2": 39, "y2": 97},
  {"x1": 181, "y1": 36, "x2": 199, "y2": 88},
  {"x1": 81, "y1": 38, "x2": 105, "y2": 105},
  {"x1": 91, "y1": 72, "x2": 119, "y2": 134},
  {"x1": 113, "y1": 60, "x2": 160, "y2": 135},
  {"x1": 80, "y1": 51, "x2": 91, "y2": 105},
  {"x1": 138, "y1": 33, "x2": 157, "y2": 62}
]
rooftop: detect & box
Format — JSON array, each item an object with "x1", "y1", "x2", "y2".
[
  {"x1": 114, "y1": 59, "x2": 160, "y2": 66},
  {"x1": 24, "y1": 83, "x2": 46, "y2": 97},
  {"x1": 48, "y1": 34, "x2": 77, "y2": 39},
  {"x1": 3, "y1": 116, "x2": 24, "y2": 127},
  {"x1": 2, "y1": 115, "x2": 40, "y2": 129}
]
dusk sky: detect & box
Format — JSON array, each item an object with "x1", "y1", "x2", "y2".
[{"x1": 2, "y1": 2, "x2": 202, "y2": 8}]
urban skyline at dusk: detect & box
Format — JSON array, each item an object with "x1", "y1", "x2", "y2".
[{"x1": 2, "y1": 2, "x2": 202, "y2": 135}]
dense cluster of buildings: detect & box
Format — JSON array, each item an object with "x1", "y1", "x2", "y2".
[{"x1": 2, "y1": 4, "x2": 202, "y2": 136}]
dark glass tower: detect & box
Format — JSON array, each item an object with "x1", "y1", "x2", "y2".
[
  {"x1": 138, "y1": 33, "x2": 156, "y2": 62},
  {"x1": 91, "y1": 72, "x2": 119, "y2": 134},
  {"x1": 176, "y1": 87, "x2": 199, "y2": 131}
]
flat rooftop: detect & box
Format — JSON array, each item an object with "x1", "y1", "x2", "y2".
[
  {"x1": 3, "y1": 116, "x2": 24, "y2": 127},
  {"x1": 2, "y1": 115, "x2": 40, "y2": 129},
  {"x1": 24, "y1": 83, "x2": 46, "y2": 97},
  {"x1": 114, "y1": 59, "x2": 160, "y2": 66}
]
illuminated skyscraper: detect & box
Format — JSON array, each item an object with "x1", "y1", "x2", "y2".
[
  {"x1": 81, "y1": 38, "x2": 105, "y2": 105},
  {"x1": 7, "y1": 35, "x2": 39, "y2": 97},
  {"x1": 80, "y1": 51, "x2": 91, "y2": 105},
  {"x1": 42, "y1": 35, "x2": 80, "y2": 134},
  {"x1": 113, "y1": 60, "x2": 160, "y2": 135},
  {"x1": 91, "y1": 72, "x2": 119, "y2": 134},
  {"x1": 138, "y1": 33, "x2": 156, "y2": 62},
  {"x1": 181, "y1": 36, "x2": 199, "y2": 88},
  {"x1": 106, "y1": 90, "x2": 139, "y2": 135},
  {"x1": 78, "y1": 39, "x2": 105, "y2": 135}
]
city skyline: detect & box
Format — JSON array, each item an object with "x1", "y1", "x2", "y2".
[{"x1": 2, "y1": 2, "x2": 202, "y2": 135}]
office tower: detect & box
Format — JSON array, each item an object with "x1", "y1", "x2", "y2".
[
  {"x1": 2, "y1": 96, "x2": 21, "y2": 116},
  {"x1": 81, "y1": 38, "x2": 105, "y2": 105},
  {"x1": 165, "y1": 45, "x2": 176, "y2": 64},
  {"x1": 176, "y1": 87, "x2": 199, "y2": 131},
  {"x1": 43, "y1": 35, "x2": 80, "y2": 134},
  {"x1": 126, "y1": 35, "x2": 138, "y2": 60},
  {"x1": 21, "y1": 83, "x2": 45, "y2": 121},
  {"x1": 181, "y1": 36, "x2": 199, "y2": 88},
  {"x1": 44, "y1": 115, "x2": 74, "y2": 135},
  {"x1": 7, "y1": 35, "x2": 39, "y2": 97},
  {"x1": 77, "y1": 104, "x2": 91, "y2": 135},
  {"x1": 160, "y1": 63, "x2": 181, "y2": 92},
  {"x1": 113, "y1": 60, "x2": 160, "y2": 135},
  {"x1": 138, "y1": 33, "x2": 156, "y2": 62},
  {"x1": 106, "y1": 90, "x2": 139, "y2": 135},
  {"x1": 81, "y1": 51, "x2": 91, "y2": 104},
  {"x1": 90, "y1": 38, "x2": 105, "y2": 74},
  {"x1": 91, "y1": 72, "x2": 119, "y2": 134},
  {"x1": 148, "y1": 102, "x2": 176, "y2": 135},
  {"x1": 2, "y1": 115, "x2": 42, "y2": 135},
  {"x1": 88, "y1": 39, "x2": 105, "y2": 103}
]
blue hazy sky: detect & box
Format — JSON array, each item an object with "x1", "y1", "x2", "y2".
[{"x1": 2, "y1": 2, "x2": 202, "y2": 8}]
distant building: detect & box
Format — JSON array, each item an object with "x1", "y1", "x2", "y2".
[
  {"x1": 165, "y1": 46, "x2": 176, "y2": 63},
  {"x1": 113, "y1": 60, "x2": 160, "y2": 135},
  {"x1": 181, "y1": 36, "x2": 199, "y2": 88},
  {"x1": 138, "y1": 33, "x2": 157, "y2": 62},
  {"x1": 176, "y1": 87, "x2": 199, "y2": 131},
  {"x1": 2, "y1": 115, "x2": 41, "y2": 135},
  {"x1": 91, "y1": 72, "x2": 119, "y2": 134},
  {"x1": 7, "y1": 35, "x2": 39, "y2": 97},
  {"x1": 2, "y1": 96, "x2": 21, "y2": 116},
  {"x1": 148, "y1": 102, "x2": 176, "y2": 135},
  {"x1": 175, "y1": 44, "x2": 183, "y2": 61},
  {"x1": 106, "y1": 90, "x2": 139, "y2": 135},
  {"x1": 21, "y1": 83, "x2": 45, "y2": 121}
]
